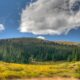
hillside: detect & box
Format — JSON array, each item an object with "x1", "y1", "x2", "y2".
[
  {"x1": 0, "y1": 38, "x2": 80, "y2": 63},
  {"x1": 54, "y1": 41, "x2": 80, "y2": 46}
]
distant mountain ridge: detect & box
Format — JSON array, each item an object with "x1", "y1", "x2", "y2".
[
  {"x1": 54, "y1": 41, "x2": 80, "y2": 46},
  {"x1": 0, "y1": 37, "x2": 79, "y2": 46}
]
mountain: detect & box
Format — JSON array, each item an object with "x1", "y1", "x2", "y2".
[
  {"x1": 54, "y1": 41, "x2": 80, "y2": 46},
  {"x1": 0, "y1": 38, "x2": 80, "y2": 63}
]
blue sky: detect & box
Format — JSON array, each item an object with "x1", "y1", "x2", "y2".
[{"x1": 0, "y1": 0, "x2": 80, "y2": 42}]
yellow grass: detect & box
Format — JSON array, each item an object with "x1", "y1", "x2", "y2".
[{"x1": 0, "y1": 61, "x2": 80, "y2": 79}]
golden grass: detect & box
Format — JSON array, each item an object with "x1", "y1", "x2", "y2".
[{"x1": 0, "y1": 61, "x2": 80, "y2": 79}]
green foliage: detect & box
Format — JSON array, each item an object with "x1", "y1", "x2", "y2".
[{"x1": 0, "y1": 38, "x2": 80, "y2": 63}]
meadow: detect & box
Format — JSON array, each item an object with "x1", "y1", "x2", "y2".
[{"x1": 0, "y1": 61, "x2": 80, "y2": 80}]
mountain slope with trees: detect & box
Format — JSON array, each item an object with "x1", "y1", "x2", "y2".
[{"x1": 0, "y1": 38, "x2": 80, "y2": 63}]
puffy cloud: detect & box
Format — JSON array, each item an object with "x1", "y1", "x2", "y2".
[
  {"x1": 20, "y1": 0, "x2": 80, "y2": 35},
  {"x1": 37, "y1": 36, "x2": 46, "y2": 40},
  {"x1": 0, "y1": 24, "x2": 5, "y2": 31}
]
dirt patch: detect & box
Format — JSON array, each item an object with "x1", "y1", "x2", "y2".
[{"x1": 23, "y1": 77, "x2": 79, "y2": 80}]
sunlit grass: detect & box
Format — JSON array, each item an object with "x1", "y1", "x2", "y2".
[{"x1": 0, "y1": 61, "x2": 80, "y2": 79}]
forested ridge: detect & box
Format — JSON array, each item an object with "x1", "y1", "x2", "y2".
[{"x1": 0, "y1": 38, "x2": 80, "y2": 63}]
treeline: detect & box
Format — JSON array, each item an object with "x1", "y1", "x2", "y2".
[{"x1": 0, "y1": 38, "x2": 80, "y2": 63}]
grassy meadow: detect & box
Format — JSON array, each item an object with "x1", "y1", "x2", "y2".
[{"x1": 0, "y1": 61, "x2": 80, "y2": 79}]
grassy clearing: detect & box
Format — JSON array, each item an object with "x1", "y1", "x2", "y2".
[{"x1": 0, "y1": 61, "x2": 80, "y2": 79}]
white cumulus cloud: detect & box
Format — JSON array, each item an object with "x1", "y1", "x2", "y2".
[
  {"x1": 20, "y1": 0, "x2": 80, "y2": 35},
  {"x1": 0, "y1": 24, "x2": 5, "y2": 31},
  {"x1": 37, "y1": 36, "x2": 46, "y2": 40}
]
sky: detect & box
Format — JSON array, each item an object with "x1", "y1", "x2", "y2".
[{"x1": 0, "y1": 0, "x2": 80, "y2": 42}]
